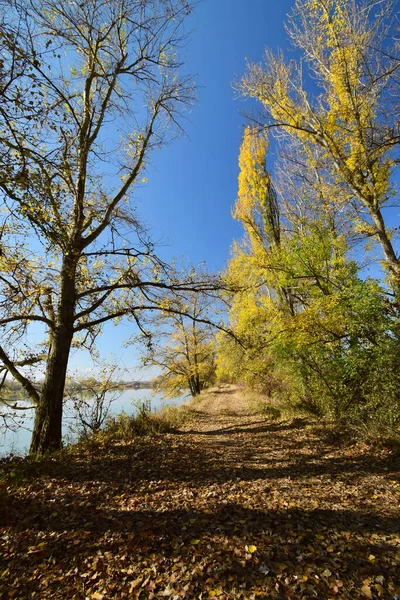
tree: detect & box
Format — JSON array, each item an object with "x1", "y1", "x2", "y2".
[
  {"x1": 218, "y1": 124, "x2": 400, "y2": 427},
  {"x1": 0, "y1": 0, "x2": 199, "y2": 455},
  {"x1": 239, "y1": 0, "x2": 400, "y2": 285},
  {"x1": 232, "y1": 0, "x2": 400, "y2": 425},
  {"x1": 140, "y1": 291, "x2": 217, "y2": 398}
]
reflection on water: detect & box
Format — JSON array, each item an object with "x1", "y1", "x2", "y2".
[{"x1": 0, "y1": 389, "x2": 186, "y2": 457}]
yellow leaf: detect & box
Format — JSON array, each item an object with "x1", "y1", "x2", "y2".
[
  {"x1": 248, "y1": 545, "x2": 257, "y2": 553},
  {"x1": 361, "y1": 584, "x2": 373, "y2": 599},
  {"x1": 322, "y1": 569, "x2": 332, "y2": 578},
  {"x1": 368, "y1": 554, "x2": 376, "y2": 562},
  {"x1": 190, "y1": 538, "x2": 200, "y2": 545}
]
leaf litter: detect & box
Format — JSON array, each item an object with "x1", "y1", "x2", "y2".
[{"x1": 0, "y1": 387, "x2": 399, "y2": 599}]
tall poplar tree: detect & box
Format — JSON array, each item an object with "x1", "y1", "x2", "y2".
[{"x1": 239, "y1": 0, "x2": 400, "y2": 285}]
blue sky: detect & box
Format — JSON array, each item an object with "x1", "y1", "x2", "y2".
[
  {"x1": 70, "y1": 0, "x2": 295, "y2": 377},
  {"x1": 133, "y1": 0, "x2": 294, "y2": 272}
]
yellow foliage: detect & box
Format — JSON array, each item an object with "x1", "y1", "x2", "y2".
[{"x1": 239, "y1": 0, "x2": 397, "y2": 280}]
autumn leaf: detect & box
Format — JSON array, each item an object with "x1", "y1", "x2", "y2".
[
  {"x1": 361, "y1": 584, "x2": 373, "y2": 599},
  {"x1": 321, "y1": 569, "x2": 332, "y2": 578}
]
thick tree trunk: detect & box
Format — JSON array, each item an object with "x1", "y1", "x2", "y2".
[
  {"x1": 30, "y1": 255, "x2": 77, "y2": 455},
  {"x1": 29, "y1": 325, "x2": 74, "y2": 455}
]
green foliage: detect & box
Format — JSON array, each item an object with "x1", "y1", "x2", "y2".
[
  {"x1": 218, "y1": 104, "x2": 400, "y2": 435},
  {"x1": 276, "y1": 280, "x2": 400, "y2": 428}
]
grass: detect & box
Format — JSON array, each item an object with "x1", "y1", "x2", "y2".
[
  {"x1": 99, "y1": 397, "x2": 196, "y2": 441},
  {"x1": 243, "y1": 388, "x2": 300, "y2": 421},
  {"x1": 241, "y1": 386, "x2": 400, "y2": 452}
]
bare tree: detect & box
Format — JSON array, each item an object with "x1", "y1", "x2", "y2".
[{"x1": 66, "y1": 362, "x2": 123, "y2": 440}]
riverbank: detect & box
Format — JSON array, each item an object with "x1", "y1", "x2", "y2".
[
  {"x1": 0, "y1": 389, "x2": 186, "y2": 457},
  {"x1": 1, "y1": 386, "x2": 399, "y2": 598}
]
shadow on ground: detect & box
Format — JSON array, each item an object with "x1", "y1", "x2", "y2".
[{"x1": 1, "y1": 416, "x2": 399, "y2": 599}]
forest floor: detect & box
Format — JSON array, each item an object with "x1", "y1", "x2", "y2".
[{"x1": 0, "y1": 386, "x2": 399, "y2": 599}]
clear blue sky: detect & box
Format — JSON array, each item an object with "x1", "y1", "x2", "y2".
[
  {"x1": 132, "y1": 0, "x2": 294, "y2": 272},
  {"x1": 70, "y1": 0, "x2": 295, "y2": 377}
]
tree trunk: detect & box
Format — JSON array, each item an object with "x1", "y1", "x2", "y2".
[
  {"x1": 29, "y1": 325, "x2": 74, "y2": 455},
  {"x1": 370, "y1": 207, "x2": 399, "y2": 280},
  {"x1": 30, "y1": 254, "x2": 77, "y2": 455}
]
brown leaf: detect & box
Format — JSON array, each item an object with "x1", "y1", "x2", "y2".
[{"x1": 361, "y1": 584, "x2": 373, "y2": 599}]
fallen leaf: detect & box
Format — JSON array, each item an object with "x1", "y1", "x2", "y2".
[
  {"x1": 361, "y1": 584, "x2": 373, "y2": 599},
  {"x1": 322, "y1": 569, "x2": 332, "y2": 578}
]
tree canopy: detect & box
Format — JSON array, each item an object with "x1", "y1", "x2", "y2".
[{"x1": 217, "y1": 0, "x2": 400, "y2": 428}]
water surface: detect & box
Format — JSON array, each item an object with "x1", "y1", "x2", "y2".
[{"x1": 0, "y1": 389, "x2": 186, "y2": 457}]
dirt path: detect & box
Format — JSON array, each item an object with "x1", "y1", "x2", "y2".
[
  {"x1": 186, "y1": 385, "x2": 250, "y2": 420},
  {"x1": 1, "y1": 387, "x2": 399, "y2": 599}
]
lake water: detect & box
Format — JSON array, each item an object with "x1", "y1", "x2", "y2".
[{"x1": 0, "y1": 389, "x2": 187, "y2": 457}]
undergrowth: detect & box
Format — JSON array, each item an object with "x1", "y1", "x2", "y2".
[
  {"x1": 242, "y1": 386, "x2": 400, "y2": 452},
  {"x1": 100, "y1": 398, "x2": 194, "y2": 441}
]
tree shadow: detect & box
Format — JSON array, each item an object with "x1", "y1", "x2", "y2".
[
  {"x1": 1, "y1": 423, "x2": 399, "y2": 598},
  {"x1": 188, "y1": 418, "x2": 309, "y2": 436},
  {"x1": 208, "y1": 387, "x2": 238, "y2": 395},
  {"x1": 1, "y1": 499, "x2": 399, "y2": 598},
  {"x1": 2, "y1": 422, "x2": 399, "y2": 487}
]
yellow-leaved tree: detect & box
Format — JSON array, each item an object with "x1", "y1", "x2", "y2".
[
  {"x1": 0, "y1": 0, "x2": 204, "y2": 455},
  {"x1": 239, "y1": 0, "x2": 400, "y2": 285},
  {"x1": 218, "y1": 121, "x2": 400, "y2": 424},
  {"x1": 139, "y1": 291, "x2": 217, "y2": 398}
]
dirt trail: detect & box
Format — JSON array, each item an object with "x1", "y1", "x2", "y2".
[
  {"x1": 188, "y1": 385, "x2": 249, "y2": 418},
  {"x1": 1, "y1": 387, "x2": 399, "y2": 599}
]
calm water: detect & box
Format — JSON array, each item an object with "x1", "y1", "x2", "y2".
[{"x1": 0, "y1": 389, "x2": 186, "y2": 457}]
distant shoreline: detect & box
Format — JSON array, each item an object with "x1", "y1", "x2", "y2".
[
  {"x1": 0, "y1": 380, "x2": 154, "y2": 402},
  {"x1": 117, "y1": 381, "x2": 154, "y2": 391}
]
